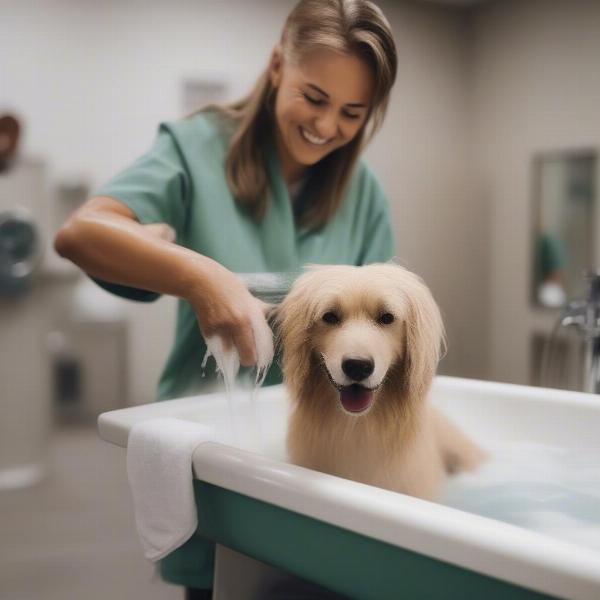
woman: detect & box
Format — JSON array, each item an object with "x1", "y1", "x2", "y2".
[{"x1": 55, "y1": 0, "x2": 397, "y2": 597}]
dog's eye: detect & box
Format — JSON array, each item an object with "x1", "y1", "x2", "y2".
[
  {"x1": 322, "y1": 312, "x2": 340, "y2": 325},
  {"x1": 378, "y1": 312, "x2": 395, "y2": 325}
]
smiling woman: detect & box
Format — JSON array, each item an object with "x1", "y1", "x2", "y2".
[
  {"x1": 53, "y1": 0, "x2": 398, "y2": 597},
  {"x1": 222, "y1": 0, "x2": 398, "y2": 226},
  {"x1": 270, "y1": 49, "x2": 374, "y2": 185}
]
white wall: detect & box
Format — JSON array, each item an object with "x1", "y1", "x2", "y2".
[
  {"x1": 470, "y1": 0, "x2": 600, "y2": 385},
  {"x1": 1, "y1": 0, "x2": 488, "y2": 406},
  {"x1": 1, "y1": 0, "x2": 293, "y2": 184}
]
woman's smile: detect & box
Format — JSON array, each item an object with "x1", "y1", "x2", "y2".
[{"x1": 299, "y1": 125, "x2": 333, "y2": 146}]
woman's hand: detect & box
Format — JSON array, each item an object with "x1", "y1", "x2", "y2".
[
  {"x1": 141, "y1": 221, "x2": 271, "y2": 369},
  {"x1": 186, "y1": 260, "x2": 273, "y2": 368}
]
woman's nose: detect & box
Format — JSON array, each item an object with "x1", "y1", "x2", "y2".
[{"x1": 314, "y1": 110, "x2": 338, "y2": 139}]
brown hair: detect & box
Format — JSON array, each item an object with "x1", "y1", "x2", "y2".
[{"x1": 212, "y1": 0, "x2": 397, "y2": 227}]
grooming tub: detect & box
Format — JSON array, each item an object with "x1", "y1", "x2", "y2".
[{"x1": 98, "y1": 376, "x2": 600, "y2": 600}]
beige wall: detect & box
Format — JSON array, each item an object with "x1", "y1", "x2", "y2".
[
  {"x1": 470, "y1": 0, "x2": 600, "y2": 385},
  {"x1": 373, "y1": 2, "x2": 489, "y2": 378},
  {"x1": 370, "y1": 1, "x2": 489, "y2": 379}
]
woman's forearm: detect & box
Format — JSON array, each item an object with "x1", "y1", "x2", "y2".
[{"x1": 54, "y1": 200, "x2": 212, "y2": 304}]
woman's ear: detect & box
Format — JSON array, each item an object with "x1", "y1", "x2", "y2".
[{"x1": 269, "y1": 46, "x2": 284, "y2": 88}]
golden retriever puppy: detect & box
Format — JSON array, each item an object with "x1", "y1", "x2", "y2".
[{"x1": 276, "y1": 263, "x2": 485, "y2": 501}]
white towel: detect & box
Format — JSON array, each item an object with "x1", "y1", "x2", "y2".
[{"x1": 126, "y1": 417, "x2": 215, "y2": 561}]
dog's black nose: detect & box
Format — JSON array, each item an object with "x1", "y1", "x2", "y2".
[{"x1": 342, "y1": 358, "x2": 374, "y2": 381}]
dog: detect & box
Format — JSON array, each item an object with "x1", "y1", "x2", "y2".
[{"x1": 276, "y1": 263, "x2": 485, "y2": 500}]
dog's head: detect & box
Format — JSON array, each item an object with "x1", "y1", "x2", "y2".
[{"x1": 276, "y1": 263, "x2": 445, "y2": 417}]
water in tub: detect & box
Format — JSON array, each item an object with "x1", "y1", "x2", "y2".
[{"x1": 442, "y1": 441, "x2": 600, "y2": 552}]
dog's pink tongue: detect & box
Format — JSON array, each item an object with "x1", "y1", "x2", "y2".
[{"x1": 340, "y1": 386, "x2": 374, "y2": 413}]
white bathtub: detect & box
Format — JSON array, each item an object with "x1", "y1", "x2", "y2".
[{"x1": 98, "y1": 376, "x2": 600, "y2": 600}]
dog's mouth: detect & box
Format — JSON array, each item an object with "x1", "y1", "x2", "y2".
[
  {"x1": 321, "y1": 358, "x2": 377, "y2": 414},
  {"x1": 339, "y1": 384, "x2": 375, "y2": 413}
]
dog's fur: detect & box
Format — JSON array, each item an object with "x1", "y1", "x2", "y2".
[{"x1": 276, "y1": 263, "x2": 485, "y2": 500}]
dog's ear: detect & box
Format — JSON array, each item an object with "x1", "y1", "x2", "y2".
[
  {"x1": 402, "y1": 276, "x2": 446, "y2": 400},
  {"x1": 273, "y1": 274, "x2": 317, "y2": 389}
]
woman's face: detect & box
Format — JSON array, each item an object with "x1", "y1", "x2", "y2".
[{"x1": 270, "y1": 47, "x2": 374, "y2": 182}]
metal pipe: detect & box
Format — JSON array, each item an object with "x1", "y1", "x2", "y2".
[{"x1": 559, "y1": 272, "x2": 600, "y2": 394}]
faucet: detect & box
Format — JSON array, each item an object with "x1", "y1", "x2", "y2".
[{"x1": 559, "y1": 272, "x2": 600, "y2": 393}]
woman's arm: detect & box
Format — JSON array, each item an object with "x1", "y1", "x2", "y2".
[{"x1": 55, "y1": 196, "x2": 262, "y2": 365}]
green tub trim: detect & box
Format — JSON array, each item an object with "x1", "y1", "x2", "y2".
[{"x1": 193, "y1": 480, "x2": 558, "y2": 600}]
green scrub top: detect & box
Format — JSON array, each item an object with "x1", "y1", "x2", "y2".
[{"x1": 95, "y1": 110, "x2": 395, "y2": 589}]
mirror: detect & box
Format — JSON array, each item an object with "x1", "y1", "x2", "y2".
[{"x1": 532, "y1": 150, "x2": 597, "y2": 308}]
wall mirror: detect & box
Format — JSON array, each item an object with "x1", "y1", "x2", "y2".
[{"x1": 532, "y1": 150, "x2": 597, "y2": 308}]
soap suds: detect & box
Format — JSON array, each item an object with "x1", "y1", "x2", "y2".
[{"x1": 201, "y1": 303, "x2": 274, "y2": 448}]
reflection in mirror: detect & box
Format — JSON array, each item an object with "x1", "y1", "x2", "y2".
[{"x1": 532, "y1": 150, "x2": 597, "y2": 308}]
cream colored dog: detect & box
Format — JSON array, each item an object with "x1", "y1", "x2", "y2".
[{"x1": 276, "y1": 263, "x2": 485, "y2": 500}]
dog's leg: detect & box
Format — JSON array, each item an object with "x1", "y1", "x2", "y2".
[{"x1": 431, "y1": 407, "x2": 488, "y2": 474}]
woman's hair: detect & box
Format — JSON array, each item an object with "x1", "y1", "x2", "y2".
[{"x1": 209, "y1": 0, "x2": 397, "y2": 227}]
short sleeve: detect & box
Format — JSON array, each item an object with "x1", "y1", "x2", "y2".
[
  {"x1": 96, "y1": 124, "x2": 190, "y2": 234},
  {"x1": 358, "y1": 175, "x2": 396, "y2": 265}
]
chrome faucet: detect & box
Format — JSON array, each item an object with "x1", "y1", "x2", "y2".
[{"x1": 559, "y1": 272, "x2": 600, "y2": 393}]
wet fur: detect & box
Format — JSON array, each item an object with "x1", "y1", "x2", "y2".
[{"x1": 276, "y1": 263, "x2": 485, "y2": 500}]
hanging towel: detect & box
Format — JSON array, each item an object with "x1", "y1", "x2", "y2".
[{"x1": 126, "y1": 417, "x2": 215, "y2": 561}]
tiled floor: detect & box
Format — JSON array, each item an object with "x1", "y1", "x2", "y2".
[{"x1": 0, "y1": 425, "x2": 182, "y2": 600}]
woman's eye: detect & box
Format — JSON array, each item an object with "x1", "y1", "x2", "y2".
[
  {"x1": 378, "y1": 313, "x2": 395, "y2": 325},
  {"x1": 303, "y1": 93, "x2": 325, "y2": 106},
  {"x1": 343, "y1": 111, "x2": 360, "y2": 120},
  {"x1": 322, "y1": 312, "x2": 340, "y2": 325}
]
